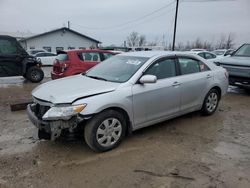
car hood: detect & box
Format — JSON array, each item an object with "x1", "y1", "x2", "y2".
[
  {"x1": 218, "y1": 56, "x2": 250, "y2": 67},
  {"x1": 32, "y1": 75, "x2": 120, "y2": 104}
]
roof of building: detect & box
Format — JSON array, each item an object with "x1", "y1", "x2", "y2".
[{"x1": 20, "y1": 27, "x2": 101, "y2": 43}]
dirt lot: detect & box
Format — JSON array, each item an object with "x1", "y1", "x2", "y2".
[{"x1": 0, "y1": 68, "x2": 250, "y2": 188}]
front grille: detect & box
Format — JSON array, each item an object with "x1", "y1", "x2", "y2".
[{"x1": 35, "y1": 103, "x2": 50, "y2": 120}]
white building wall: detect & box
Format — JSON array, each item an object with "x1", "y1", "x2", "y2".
[{"x1": 21, "y1": 29, "x2": 98, "y2": 52}]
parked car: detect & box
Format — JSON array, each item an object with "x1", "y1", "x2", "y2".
[
  {"x1": 27, "y1": 51, "x2": 228, "y2": 152},
  {"x1": 34, "y1": 52, "x2": 57, "y2": 66},
  {"x1": 213, "y1": 49, "x2": 234, "y2": 57},
  {"x1": 27, "y1": 49, "x2": 47, "y2": 55},
  {"x1": 0, "y1": 35, "x2": 44, "y2": 82},
  {"x1": 215, "y1": 44, "x2": 250, "y2": 90},
  {"x1": 190, "y1": 51, "x2": 217, "y2": 60},
  {"x1": 51, "y1": 49, "x2": 117, "y2": 79}
]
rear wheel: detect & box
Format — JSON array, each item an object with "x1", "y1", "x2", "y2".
[
  {"x1": 84, "y1": 110, "x2": 127, "y2": 152},
  {"x1": 201, "y1": 89, "x2": 220, "y2": 115},
  {"x1": 26, "y1": 66, "x2": 44, "y2": 83}
]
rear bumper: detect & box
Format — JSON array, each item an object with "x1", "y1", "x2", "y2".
[{"x1": 51, "y1": 71, "x2": 65, "y2": 80}]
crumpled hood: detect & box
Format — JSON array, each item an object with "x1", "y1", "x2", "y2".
[
  {"x1": 32, "y1": 75, "x2": 120, "y2": 104},
  {"x1": 218, "y1": 56, "x2": 250, "y2": 67}
]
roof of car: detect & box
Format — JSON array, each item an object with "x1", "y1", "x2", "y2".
[
  {"x1": 0, "y1": 35, "x2": 16, "y2": 40},
  {"x1": 119, "y1": 51, "x2": 194, "y2": 58},
  {"x1": 61, "y1": 49, "x2": 116, "y2": 53}
]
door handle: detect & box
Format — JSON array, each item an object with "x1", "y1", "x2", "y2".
[
  {"x1": 206, "y1": 74, "x2": 212, "y2": 79},
  {"x1": 172, "y1": 81, "x2": 181, "y2": 87}
]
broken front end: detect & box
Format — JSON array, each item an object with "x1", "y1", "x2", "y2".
[{"x1": 27, "y1": 98, "x2": 88, "y2": 140}]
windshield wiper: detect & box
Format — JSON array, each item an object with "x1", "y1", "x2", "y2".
[{"x1": 85, "y1": 75, "x2": 107, "y2": 81}]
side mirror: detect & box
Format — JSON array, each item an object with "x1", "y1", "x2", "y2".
[{"x1": 139, "y1": 75, "x2": 157, "y2": 84}]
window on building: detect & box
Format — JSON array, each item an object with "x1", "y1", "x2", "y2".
[
  {"x1": 43, "y1": 46, "x2": 51, "y2": 52},
  {"x1": 79, "y1": 47, "x2": 86, "y2": 50},
  {"x1": 56, "y1": 47, "x2": 64, "y2": 53},
  {"x1": 68, "y1": 47, "x2": 75, "y2": 50}
]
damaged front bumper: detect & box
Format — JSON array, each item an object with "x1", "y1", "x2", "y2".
[{"x1": 27, "y1": 103, "x2": 84, "y2": 140}]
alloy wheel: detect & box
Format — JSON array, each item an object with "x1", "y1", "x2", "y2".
[
  {"x1": 96, "y1": 118, "x2": 122, "y2": 147},
  {"x1": 206, "y1": 92, "x2": 218, "y2": 113}
]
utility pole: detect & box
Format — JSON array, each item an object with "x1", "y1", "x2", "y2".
[
  {"x1": 172, "y1": 0, "x2": 179, "y2": 51},
  {"x1": 68, "y1": 21, "x2": 70, "y2": 29}
]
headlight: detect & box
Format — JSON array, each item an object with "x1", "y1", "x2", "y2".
[{"x1": 42, "y1": 104, "x2": 87, "y2": 121}]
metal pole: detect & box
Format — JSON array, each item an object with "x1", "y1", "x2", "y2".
[
  {"x1": 68, "y1": 21, "x2": 70, "y2": 29},
  {"x1": 172, "y1": 0, "x2": 179, "y2": 51}
]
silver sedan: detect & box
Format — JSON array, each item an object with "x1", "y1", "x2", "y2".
[{"x1": 27, "y1": 51, "x2": 229, "y2": 152}]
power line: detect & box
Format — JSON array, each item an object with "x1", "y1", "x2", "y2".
[{"x1": 73, "y1": 0, "x2": 175, "y2": 30}]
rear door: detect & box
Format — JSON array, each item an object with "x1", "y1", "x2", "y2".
[
  {"x1": 176, "y1": 56, "x2": 212, "y2": 111},
  {"x1": 0, "y1": 38, "x2": 23, "y2": 77},
  {"x1": 132, "y1": 57, "x2": 181, "y2": 127}
]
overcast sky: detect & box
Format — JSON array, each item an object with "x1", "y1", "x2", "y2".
[{"x1": 0, "y1": 0, "x2": 249, "y2": 47}]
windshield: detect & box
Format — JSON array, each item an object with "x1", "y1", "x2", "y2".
[
  {"x1": 85, "y1": 55, "x2": 149, "y2": 83},
  {"x1": 56, "y1": 53, "x2": 68, "y2": 61},
  {"x1": 234, "y1": 44, "x2": 250, "y2": 57}
]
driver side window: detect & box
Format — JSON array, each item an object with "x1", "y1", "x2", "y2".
[
  {"x1": 144, "y1": 58, "x2": 177, "y2": 80},
  {"x1": 0, "y1": 39, "x2": 18, "y2": 55}
]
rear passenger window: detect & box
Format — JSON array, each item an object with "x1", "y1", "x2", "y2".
[
  {"x1": 199, "y1": 61, "x2": 210, "y2": 72},
  {"x1": 178, "y1": 58, "x2": 200, "y2": 75},
  {"x1": 178, "y1": 57, "x2": 210, "y2": 74},
  {"x1": 144, "y1": 58, "x2": 176, "y2": 79},
  {"x1": 80, "y1": 52, "x2": 100, "y2": 62},
  {"x1": 205, "y1": 53, "x2": 216, "y2": 59}
]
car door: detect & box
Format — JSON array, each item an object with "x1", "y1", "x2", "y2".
[
  {"x1": 0, "y1": 38, "x2": 23, "y2": 77},
  {"x1": 132, "y1": 57, "x2": 181, "y2": 128},
  {"x1": 177, "y1": 56, "x2": 212, "y2": 112},
  {"x1": 78, "y1": 52, "x2": 101, "y2": 73}
]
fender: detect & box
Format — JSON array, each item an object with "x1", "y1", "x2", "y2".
[{"x1": 21, "y1": 57, "x2": 42, "y2": 75}]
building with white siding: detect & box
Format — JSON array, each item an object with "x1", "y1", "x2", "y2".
[{"x1": 19, "y1": 27, "x2": 101, "y2": 53}]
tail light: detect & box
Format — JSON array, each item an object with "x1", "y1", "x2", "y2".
[
  {"x1": 53, "y1": 60, "x2": 68, "y2": 73},
  {"x1": 61, "y1": 63, "x2": 68, "y2": 72}
]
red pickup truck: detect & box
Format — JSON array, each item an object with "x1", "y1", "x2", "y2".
[{"x1": 51, "y1": 49, "x2": 117, "y2": 79}]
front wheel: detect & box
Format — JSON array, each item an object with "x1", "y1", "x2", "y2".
[
  {"x1": 84, "y1": 110, "x2": 127, "y2": 152},
  {"x1": 26, "y1": 66, "x2": 44, "y2": 83},
  {"x1": 201, "y1": 89, "x2": 220, "y2": 116}
]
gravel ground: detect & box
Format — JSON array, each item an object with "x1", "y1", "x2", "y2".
[{"x1": 0, "y1": 69, "x2": 250, "y2": 188}]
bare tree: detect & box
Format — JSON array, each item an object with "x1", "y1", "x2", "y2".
[
  {"x1": 225, "y1": 33, "x2": 235, "y2": 49},
  {"x1": 139, "y1": 35, "x2": 146, "y2": 47},
  {"x1": 127, "y1": 32, "x2": 139, "y2": 47}
]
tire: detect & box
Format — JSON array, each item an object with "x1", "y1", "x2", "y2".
[
  {"x1": 26, "y1": 66, "x2": 44, "y2": 83},
  {"x1": 84, "y1": 110, "x2": 127, "y2": 152},
  {"x1": 201, "y1": 88, "x2": 220, "y2": 116}
]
